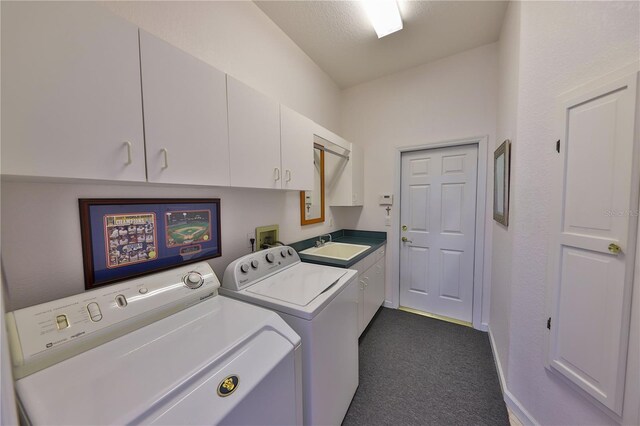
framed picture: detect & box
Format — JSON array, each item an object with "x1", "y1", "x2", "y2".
[
  {"x1": 79, "y1": 198, "x2": 221, "y2": 289},
  {"x1": 494, "y1": 140, "x2": 511, "y2": 226}
]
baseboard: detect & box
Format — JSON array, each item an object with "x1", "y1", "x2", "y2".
[
  {"x1": 488, "y1": 328, "x2": 539, "y2": 426},
  {"x1": 383, "y1": 300, "x2": 397, "y2": 309}
]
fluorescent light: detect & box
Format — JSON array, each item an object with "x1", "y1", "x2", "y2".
[{"x1": 362, "y1": 0, "x2": 403, "y2": 38}]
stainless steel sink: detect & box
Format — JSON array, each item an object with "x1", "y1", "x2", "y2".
[{"x1": 299, "y1": 242, "x2": 370, "y2": 261}]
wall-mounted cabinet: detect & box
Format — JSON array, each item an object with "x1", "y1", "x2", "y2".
[
  {"x1": 1, "y1": 2, "x2": 146, "y2": 182},
  {"x1": 227, "y1": 77, "x2": 282, "y2": 189},
  {"x1": 227, "y1": 78, "x2": 314, "y2": 191},
  {"x1": 1, "y1": 2, "x2": 349, "y2": 198},
  {"x1": 139, "y1": 31, "x2": 229, "y2": 186},
  {"x1": 320, "y1": 126, "x2": 364, "y2": 207},
  {"x1": 328, "y1": 142, "x2": 364, "y2": 206},
  {"x1": 280, "y1": 106, "x2": 315, "y2": 191}
]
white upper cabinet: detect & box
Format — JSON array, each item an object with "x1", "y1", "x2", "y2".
[
  {"x1": 280, "y1": 106, "x2": 314, "y2": 191},
  {"x1": 322, "y1": 127, "x2": 364, "y2": 207},
  {"x1": 227, "y1": 77, "x2": 282, "y2": 189},
  {"x1": 1, "y1": 2, "x2": 146, "y2": 182},
  {"x1": 139, "y1": 31, "x2": 229, "y2": 186}
]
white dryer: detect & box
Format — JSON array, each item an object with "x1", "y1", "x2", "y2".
[
  {"x1": 220, "y1": 246, "x2": 359, "y2": 426},
  {"x1": 6, "y1": 262, "x2": 302, "y2": 425}
]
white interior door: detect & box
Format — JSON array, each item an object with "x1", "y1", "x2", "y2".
[
  {"x1": 548, "y1": 72, "x2": 638, "y2": 415},
  {"x1": 399, "y1": 144, "x2": 478, "y2": 323}
]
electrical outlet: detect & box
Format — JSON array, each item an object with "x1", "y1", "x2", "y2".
[
  {"x1": 385, "y1": 216, "x2": 391, "y2": 226},
  {"x1": 247, "y1": 232, "x2": 255, "y2": 250},
  {"x1": 329, "y1": 217, "x2": 334, "y2": 227}
]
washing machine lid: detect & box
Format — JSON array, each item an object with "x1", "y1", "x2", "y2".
[
  {"x1": 15, "y1": 296, "x2": 300, "y2": 425},
  {"x1": 246, "y1": 263, "x2": 347, "y2": 306}
]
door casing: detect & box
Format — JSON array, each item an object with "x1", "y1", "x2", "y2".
[{"x1": 389, "y1": 136, "x2": 489, "y2": 331}]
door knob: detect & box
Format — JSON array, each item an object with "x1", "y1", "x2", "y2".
[
  {"x1": 401, "y1": 237, "x2": 412, "y2": 243},
  {"x1": 608, "y1": 243, "x2": 621, "y2": 255}
]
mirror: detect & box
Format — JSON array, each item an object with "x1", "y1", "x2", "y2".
[{"x1": 300, "y1": 144, "x2": 325, "y2": 225}]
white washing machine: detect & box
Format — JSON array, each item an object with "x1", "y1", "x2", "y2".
[
  {"x1": 6, "y1": 262, "x2": 302, "y2": 425},
  {"x1": 220, "y1": 246, "x2": 359, "y2": 426}
]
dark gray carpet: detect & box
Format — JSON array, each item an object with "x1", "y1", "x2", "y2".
[{"x1": 342, "y1": 308, "x2": 509, "y2": 426}]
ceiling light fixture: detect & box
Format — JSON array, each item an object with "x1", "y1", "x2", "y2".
[{"x1": 362, "y1": 0, "x2": 403, "y2": 39}]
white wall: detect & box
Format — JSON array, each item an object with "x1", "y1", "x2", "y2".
[
  {"x1": 340, "y1": 43, "x2": 498, "y2": 326},
  {"x1": 490, "y1": 0, "x2": 520, "y2": 381},
  {"x1": 0, "y1": 1, "x2": 354, "y2": 311},
  {"x1": 492, "y1": 1, "x2": 640, "y2": 424}
]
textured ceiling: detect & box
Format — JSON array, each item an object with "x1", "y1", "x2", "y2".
[{"x1": 256, "y1": 1, "x2": 508, "y2": 88}]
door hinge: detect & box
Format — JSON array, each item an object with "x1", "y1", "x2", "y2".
[
  {"x1": 547, "y1": 317, "x2": 551, "y2": 330},
  {"x1": 556, "y1": 140, "x2": 560, "y2": 153}
]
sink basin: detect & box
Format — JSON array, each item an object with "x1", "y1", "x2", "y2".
[{"x1": 300, "y1": 242, "x2": 370, "y2": 261}]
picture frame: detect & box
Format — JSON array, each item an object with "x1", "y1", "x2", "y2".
[
  {"x1": 493, "y1": 140, "x2": 511, "y2": 226},
  {"x1": 79, "y1": 198, "x2": 221, "y2": 289}
]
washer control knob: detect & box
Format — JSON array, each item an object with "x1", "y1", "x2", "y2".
[
  {"x1": 251, "y1": 260, "x2": 259, "y2": 269},
  {"x1": 115, "y1": 294, "x2": 128, "y2": 308},
  {"x1": 265, "y1": 253, "x2": 275, "y2": 263},
  {"x1": 287, "y1": 248, "x2": 294, "y2": 256},
  {"x1": 280, "y1": 249, "x2": 287, "y2": 258},
  {"x1": 239, "y1": 263, "x2": 250, "y2": 274},
  {"x1": 184, "y1": 272, "x2": 204, "y2": 289},
  {"x1": 87, "y1": 302, "x2": 103, "y2": 322}
]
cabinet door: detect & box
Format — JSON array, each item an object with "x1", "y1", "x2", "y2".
[
  {"x1": 327, "y1": 140, "x2": 365, "y2": 207},
  {"x1": 280, "y1": 106, "x2": 314, "y2": 191},
  {"x1": 547, "y1": 72, "x2": 637, "y2": 415},
  {"x1": 140, "y1": 31, "x2": 229, "y2": 186},
  {"x1": 367, "y1": 257, "x2": 386, "y2": 320},
  {"x1": 227, "y1": 77, "x2": 281, "y2": 189},
  {"x1": 358, "y1": 276, "x2": 366, "y2": 336},
  {"x1": 1, "y1": 2, "x2": 145, "y2": 181}
]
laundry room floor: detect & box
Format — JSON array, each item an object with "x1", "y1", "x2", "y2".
[{"x1": 342, "y1": 308, "x2": 509, "y2": 426}]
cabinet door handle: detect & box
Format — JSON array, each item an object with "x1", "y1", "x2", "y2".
[
  {"x1": 274, "y1": 167, "x2": 281, "y2": 181},
  {"x1": 161, "y1": 148, "x2": 169, "y2": 169},
  {"x1": 123, "y1": 141, "x2": 132, "y2": 165},
  {"x1": 285, "y1": 169, "x2": 292, "y2": 182}
]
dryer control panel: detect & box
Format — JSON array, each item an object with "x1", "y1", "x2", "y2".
[
  {"x1": 222, "y1": 246, "x2": 300, "y2": 291},
  {"x1": 6, "y1": 262, "x2": 220, "y2": 379}
]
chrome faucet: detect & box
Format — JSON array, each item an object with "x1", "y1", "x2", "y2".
[{"x1": 316, "y1": 233, "x2": 332, "y2": 247}]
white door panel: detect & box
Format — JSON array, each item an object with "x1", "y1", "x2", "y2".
[
  {"x1": 564, "y1": 89, "x2": 634, "y2": 245},
  {"x1": 400, "y1": 144, "x2": 478, "y2": 323},
  {"x1": 280, "y1": 106, "x2": 314, "y2": 191},
  {"x1": 1, "y1": 2, "x2": 145, "y2": 181},
  {"x1": 548, "y1": 72, "x2": 638, "y2": 415},
  {"x1": 227, "y1": 77, "x2": 281, "y2": 189},
  {"x1": 140, "y1": 30, "x2": 229, "y2": 186}
]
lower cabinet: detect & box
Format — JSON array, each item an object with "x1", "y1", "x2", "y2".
[{"x1": 353, "y1": 245, "x2": 386, "y2": 336}]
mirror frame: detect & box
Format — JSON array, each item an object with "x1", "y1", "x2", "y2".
[
  {"x1": 300, "y1": 144, "x2": 325, "y2": 225},
  {"x1": 493, "y1": 139, "x2": 511, "y2": 226}
]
